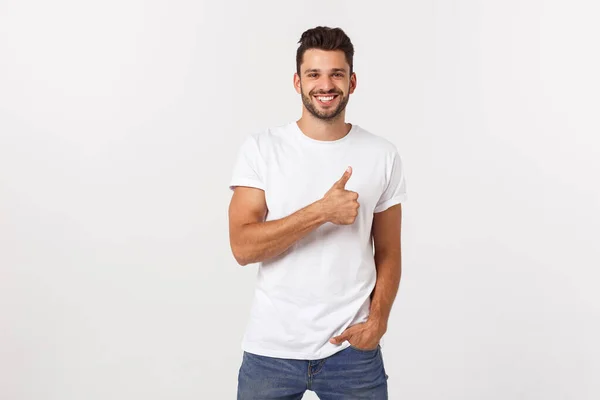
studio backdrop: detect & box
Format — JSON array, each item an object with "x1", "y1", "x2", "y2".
[{"x1": 1, "y1": 1, "x2": 598, "y2": 399}]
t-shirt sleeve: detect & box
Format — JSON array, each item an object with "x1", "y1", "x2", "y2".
[
  {"x1": 374, "y1": 149, "x2": 407, "y2": 213},
  {"x1": 229, "y1": 135, "x2": 265, "y2": 191}
]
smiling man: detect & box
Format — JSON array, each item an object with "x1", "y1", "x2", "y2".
[{"x1": 229, "y1": 26, "x2": 408, "y2": 399}]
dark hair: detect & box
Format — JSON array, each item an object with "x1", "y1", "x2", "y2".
[{"x1": 296, "y1": 26, "x2": 354, "y2": 75}]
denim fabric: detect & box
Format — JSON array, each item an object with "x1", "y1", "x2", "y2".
[{"x1": 237, "y1": 344, "x2": 389, "y2": 399}]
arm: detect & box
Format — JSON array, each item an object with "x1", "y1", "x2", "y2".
[
  {"x1": 228, "y1": 186, "x2": 326, "y2": 266},
  {"x1": 228, "y1": 167, "x2": 359, "y2": 266},
  {"x1": 328, "y1": 203, "x2": 403, "y2": 348},
  {"x1": 368, "y1": 203, "x2": 403, "y2": 333}
]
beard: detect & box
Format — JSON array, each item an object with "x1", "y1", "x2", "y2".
[{"x1": 301, "y1": 86, "x2": 349, "y2": 121}]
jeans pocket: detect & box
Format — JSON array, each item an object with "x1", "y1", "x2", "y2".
[{"x1": 348, "y1": 343, "x2": 380, "y2": 353}]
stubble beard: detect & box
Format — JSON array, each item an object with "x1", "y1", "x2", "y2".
[{"x1": 301, "y1": 86, "x2": 349, "y2": 122}]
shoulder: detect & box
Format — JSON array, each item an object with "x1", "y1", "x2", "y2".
[
  {"x1": 353, "y1": 125, "x2": 402, "y2": 156},
  {"x1": 245, "y1": 122, "x2": 291, "y2": 150}
]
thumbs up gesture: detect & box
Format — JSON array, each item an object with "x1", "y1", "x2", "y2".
[{"x1": 320, "y1": 166, "x2": 360, "y2": 225}]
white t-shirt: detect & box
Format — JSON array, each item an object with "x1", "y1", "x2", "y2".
[{"x1": 229, "y1": 121, "x2": 407, "y2": 360}]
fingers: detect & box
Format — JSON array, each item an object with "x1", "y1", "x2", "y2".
[{"x1": 334, "y1": 166, "x2": 352, "y2": 189}]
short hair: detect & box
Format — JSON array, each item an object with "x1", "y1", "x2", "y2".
[{"x1": 296, "y1": 26, "x2": 354, "y2": 75}]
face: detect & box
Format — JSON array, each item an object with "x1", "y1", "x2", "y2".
[{"x1": 294, "y1": 49, "x2": 356, "y2": 121}]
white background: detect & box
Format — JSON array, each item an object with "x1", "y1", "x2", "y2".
[{"x1": 1, "y1": 0, "x2": 599, "y2": 399}]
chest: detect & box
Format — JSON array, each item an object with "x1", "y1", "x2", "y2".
[{"x1": 262, "y1": 143, "x2": 386, "y2": 220}]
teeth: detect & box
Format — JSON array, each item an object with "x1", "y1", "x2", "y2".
[{"x1": 317, "y1": 96, "x2": 335, "y2": 101}]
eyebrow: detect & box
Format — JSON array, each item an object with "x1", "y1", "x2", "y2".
[{"x1": 304, "y1": 68, "x2": 347, "y2": 74}]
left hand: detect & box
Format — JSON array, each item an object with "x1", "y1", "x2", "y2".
[{"x1": 329, "y1": 320, "x2": 386, "y2": 351}]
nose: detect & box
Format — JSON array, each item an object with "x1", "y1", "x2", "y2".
[{"x1": 318, "y1": 75, "x2": 335, "y2": 92}]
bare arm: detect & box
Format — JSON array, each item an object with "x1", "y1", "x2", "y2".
[
  {"x1": 228, "y1": 186, "x2": 327, "y2": 266},
  {"x1": 228, "y1": 166, "x2": 359, "y2": 266},
  {"x1": 368, "y1": 203, "x2": 403, "y2": 332}
]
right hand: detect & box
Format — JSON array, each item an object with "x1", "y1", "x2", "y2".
[{"x1": 320, "y1": 166, "x2": 360, "y2": 225}]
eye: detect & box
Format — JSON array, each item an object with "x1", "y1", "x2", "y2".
[
  {"x1": 308, "y1": 73, "x2": 318, "y2": 78},
  {"x1": 334, "y1": 73, "x2": 344, "y2": 77}
]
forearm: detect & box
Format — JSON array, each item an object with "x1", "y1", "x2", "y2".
[
  {"x1": 369, "y1": 250, "x2": 402, "y2": 331},
  {"x1": 233, "y1": 200, "x2": 327, "y2": 265}
]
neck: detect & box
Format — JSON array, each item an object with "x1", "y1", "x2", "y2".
[{"x1": 296, "y1": 110, "x2": 352, "y2": 141}]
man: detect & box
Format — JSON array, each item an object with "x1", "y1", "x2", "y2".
[{"x1": 228, "y1": 26, "x2": 407, "y2": 399}]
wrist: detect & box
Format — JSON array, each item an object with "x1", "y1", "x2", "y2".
[
  {"x1": 311, "y1": 199, "x2": 330, "y2": 223},
  {"x1": 367, "y1": 314, "x2": 388, "y2": 333}
]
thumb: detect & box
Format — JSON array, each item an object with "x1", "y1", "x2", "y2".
[
  {"x1": 330, "y1": 332, "x2": 349, "y2": 344},
  {"x1": 334, "y1": 166, "x2": 352, "y2": 189},
  {"x1": 330, "y1": 325, "x2": 356, "y2": 344}
]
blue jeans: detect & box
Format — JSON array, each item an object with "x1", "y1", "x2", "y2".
[{"x1": 237, "y1": 344, "x2": 389, "y2": 399}]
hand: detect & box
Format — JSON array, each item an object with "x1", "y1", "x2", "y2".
[
  {"x1": 320, "y1": 166, "x2": 360, "y2": 225},
  {"x1": 329, "y1": 320, "x2": 386, "y2": 350}
]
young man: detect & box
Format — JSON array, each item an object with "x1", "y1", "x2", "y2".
[{"x1": 229, "y1": 26, "x2": 407, "y2": 399}]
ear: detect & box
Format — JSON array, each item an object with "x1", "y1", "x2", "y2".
[
  {"x1": 293, "y1": 73, "x2": 302, "y2": 94},
  {"x1": 349, "y1": 72, "x2": 357, "y2": 94}
]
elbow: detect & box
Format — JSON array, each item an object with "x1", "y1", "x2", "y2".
[
  {"x1": 235, "y1": 256, "x2": 249, "y2": 267},
  {"x1": 232, "y1": 250, "x2": 248, "y2": 266},
  {"x1": 231, "y1": 244, "x2": 251, "y2": 266}
]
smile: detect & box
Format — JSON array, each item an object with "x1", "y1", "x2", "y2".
[{"x1": 314, "y1": 94, "x2": 339, "y2": 104}]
